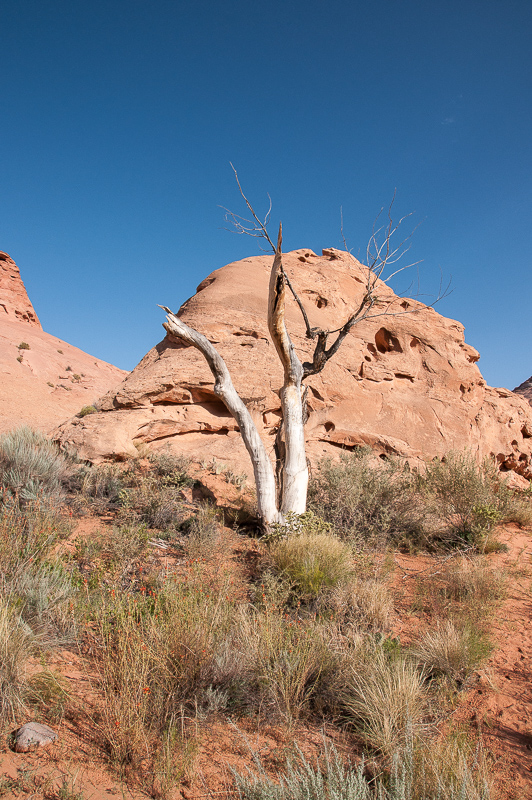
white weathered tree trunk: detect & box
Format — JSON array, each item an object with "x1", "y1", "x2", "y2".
[
  {"x1": 267, "y1": 226, "x2": 308, "y2": 515},
  {"x1": 160, "y1": 308, "x2": 283, "y2": 526},
  {"x1": 160, "y1": 225, "x2": 308, "y2": 527}
]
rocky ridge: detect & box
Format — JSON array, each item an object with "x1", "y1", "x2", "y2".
[
  {"x1": 513, "y1": 376, "x2": 532, "y2": 406},
  {"x1": 53, "y1": 247, "x2": 532, "y2": 482},
  {"x1": 0, "y1": 252, "x2": 127, "y2": 433},
  {"x1": 0, "y1": 251, "x2": 41, "y2": 327}
]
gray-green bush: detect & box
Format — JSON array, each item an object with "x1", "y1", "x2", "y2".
[{"x1": 0, "y1": 426, "x2": 71, "y2": 503}]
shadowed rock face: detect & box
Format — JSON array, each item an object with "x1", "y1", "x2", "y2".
[
  {"x1": 514, "y1": 377, "x2": 532, "y2": 406},
  {"x1": 0, "y1": 251, "x2": 41, "y2": 327},
  {"x1": 54, "y1": 248, "x2": 532, "y2": 480}
]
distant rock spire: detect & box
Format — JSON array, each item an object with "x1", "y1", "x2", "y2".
[{"x1": 0, "y1": 251, "x2": 41, "y2": 328}]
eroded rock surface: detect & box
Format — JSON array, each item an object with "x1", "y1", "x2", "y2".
[
  {"x1": 0, "y1": 252, "x2": 41, "y2": 327},
  {"x1": 54, "y1": 248, "x2": 532, "y2": 480}
]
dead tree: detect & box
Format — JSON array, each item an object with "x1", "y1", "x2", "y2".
[{"x1": 160, "y1": 176, "x2": 444, "y2": 528}]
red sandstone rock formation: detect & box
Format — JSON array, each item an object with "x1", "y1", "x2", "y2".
[
  {"x1": 0, "y1": 251, "x2": 41, "y2": 327},
  {"x1": 0, "y1": 252, "x2": 127, "y2": 433},
  {"x1": 53, "y1": 248, "x2": 532, "y2": 482},
  {"x1": 513, "y1": 376, "x2": 532, "y2": 406}
]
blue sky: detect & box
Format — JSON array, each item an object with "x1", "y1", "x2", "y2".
[{"x1": 1, "y1": 0, "x2": 531, "y2": 389}]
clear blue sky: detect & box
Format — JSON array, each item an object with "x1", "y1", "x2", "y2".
[{"x1": 1, "y1": 0, "x2": 531, "y2": 389}]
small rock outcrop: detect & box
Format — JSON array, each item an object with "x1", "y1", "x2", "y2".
[
  {"x1": 0, "y1": 252, "x2": 41, "y2": 328},
  {"x1": 13, "y1": 722, "x2": 57, "y2": 753},
  {"x1": 54, "y1": 248, "x2": 532, "y2": 480}
]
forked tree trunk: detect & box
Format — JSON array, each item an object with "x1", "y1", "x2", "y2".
[
  {"x1": 160, "y1": 226, "x2": 305, "y2": 527},
  {"x1": 267, "y1": 227, "x2": 308, "y2": 515}
]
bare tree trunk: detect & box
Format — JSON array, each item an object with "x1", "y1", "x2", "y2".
[
  {"x1": 267, "y1": 226, "x2": 308, "y2": 515},
  {"x1": 160, "y1": 308, "x2": 283, "y2": 526}
]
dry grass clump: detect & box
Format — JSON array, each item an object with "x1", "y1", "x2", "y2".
[
  {"x1": 0, "y1": 598, "x2": 35, "y2": 724},
  {"x1": 183, "y1": 503, "x2": 222, "y2": 559},
  {"x1": 97, "y1": 579, "x2": 238, "y2": 767},
  {"x1": 341, "y1": 647, "x2": 427, "y2": 758},
  {"x1": 414, "y1": 556, "x2": 505, "y2": 622},
  {"x1": 323, "y1": 578, "x2": 393, "y2": 632},
  {"x1": 237, "y1": 610, "x2": 338, "y2": 723},
  {"x1": 412, "y1": 620, "x2": 492, "y2": 685},
  {"x1": 267, "y1": 530, "x2": 355, "y2": 600}
]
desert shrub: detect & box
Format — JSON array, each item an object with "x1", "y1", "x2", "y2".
[
  {"x1": 411, "y1": 620, "x2": 492, "y2": 685},
  {"x1": 122, "y1": 477, "x2": 185, "y2": 530},
  {"x1": 232, "y1": 739, "x2": 372, "y2": 800},
  {"x1": 308, "y1": 450, "x2": 426, "y2": 548},
  {"x1": 18, "y1": 342, "x2": 30, "y2": 350},
  {"x1": 81, "y1": 462, "x2": 124, "y2": 505},
  {"x1": 9, "y1": 562, "x2": 77, "y2": 646},
  {"x1": 232, "y1": 733, "x2": 491, "y2": 800},
  {"x1": 77, "y1": 405, "x2": 97, "y2": 417},
  {"x1": 341, "y1": 647, "x2": 427, "y2": 757},
  {"x1": 148, "y1": 450, "x2": 193, "y2": 488},
  {"x1": 0, "y1": 426, "x2": 72, "y2": 503},
  {"x1": 420, "y1": 452, "x2": 524, "y2": 548},
  {"x1": 0, "y1": 598, "x2": 35, "y2": 723},
  {"x1": 267, "y1": 528, "x2": 355, "y2": 602}
]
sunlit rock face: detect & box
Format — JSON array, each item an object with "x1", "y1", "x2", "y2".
[
  {"x1": 0, "y1": 251, "x2": 126, "y2": 433},
  {"x1": 0, "y1": 251, "x2": 41, "y2": 327},
  {"x1": 54, "y1": 248, "x2": 532, "y2": 480}
]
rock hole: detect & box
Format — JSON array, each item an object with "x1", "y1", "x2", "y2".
[
  {"x1": 309, "y1": 386, "x2": 326, "y2": 401},
  {"x1": 401, "y1": 301, "x2": 410, "y2": 310},
  {"x1": 375, "y1": 328, "x2": 403, "y2": 354},
  {"x1": 521, "y1": 425, "x2": 532, "y2": 439},
  {"x1": 410, "y1": 337, "x2": 420, "y2": 349},
  {"x1": 367, "y1": 343, "x2": 377, "y2": 356},
  {"x1": 324, "y1": 421, "x2": 335, "y2": 432},
  {"x1": 298, "y1": 256, "x2": 307, "y2": 262}
]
